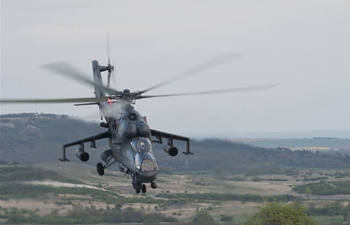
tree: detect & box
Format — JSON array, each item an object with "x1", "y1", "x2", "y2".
[
  {"x1": 244, "y1": 201, "x2": 320, "y2": 225},
  {"x1": 327, "y1": 209, "x2": 335, "y2": 221},
  {"x1": 344, "y1": 202, "x2": 350, "y2": 221},
  {"x1": 305, "y1": 187, "x2": 312, "y2": 200},
  {"x1": 220, "y1": 214, "x2": 234, "y2": 222},
  {"x1": 193, "y1": 210, "x2": 214, "y2": 222}
]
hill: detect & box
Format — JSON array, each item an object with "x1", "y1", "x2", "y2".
[
  {"x1": 245, "y1": 138, "x2": 350, "y2": 149},
  {"x1": 1, "y1": 113, "x2": 350, "y2": 175},
  {"x1": 2, "y1": 114, "x2": 350, "y2": 224}
]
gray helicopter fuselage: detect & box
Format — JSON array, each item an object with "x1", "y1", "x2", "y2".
[
  {"x1": 101, "y1": 100, "x2": 158, "y2": 184},
  {"x1": 92, "y1": 59, "x2": 158, "y2": 185}
]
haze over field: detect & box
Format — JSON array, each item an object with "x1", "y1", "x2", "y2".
[{"x1": 1, "y1": 0, "x2": 350, "y2": 138}]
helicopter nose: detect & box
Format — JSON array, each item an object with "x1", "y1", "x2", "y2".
[{"x1": 135, "y1": 170, "x2": 158, "y2": 183}]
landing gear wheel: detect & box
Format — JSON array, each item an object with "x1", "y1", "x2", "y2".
[
  {"x1": 151, "y1": 182, "x2": 157, "y2": 189},
  {"x1": 141, "y1": 184, "x2": 147, "y2": 193},
  {"x1": 136, "y1": 189, "x2": 140, "y2": 194},
  {"x1": 97, "y1": 163, "x2": 104, "y2": 176}
]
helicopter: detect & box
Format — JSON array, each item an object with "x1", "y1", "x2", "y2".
[{"x1": 0, "y1": 51, "x2": 278, "y2": 193}]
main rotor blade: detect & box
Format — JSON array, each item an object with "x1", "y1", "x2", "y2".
[
  {"x1": 0, "y1": 96, "x2": 109, "y2": 104},
  {"x1": 41, "y1": 62, "x2": 118, "y2": 95},
  {"x1": 140, "y1": 52, "x2": 245, "y2": 94},
  {"x1": 140, "y1": 83, "x2": 279, "y2": 99}
]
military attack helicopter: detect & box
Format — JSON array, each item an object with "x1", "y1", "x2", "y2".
[{"x1": 0, "y1": 49, "x2": 278, "y2": 193}]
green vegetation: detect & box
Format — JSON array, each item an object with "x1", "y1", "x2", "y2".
[
  {"x1": 333, "y1": 172, "x2": 350, "y2": 178},
  {"x1": 3, "y1": 208, "x2": 78, "y2": 224},
  {"x1": 0, "y1": 164, "x2": 349, "y2": 224},
  {"x1": 303, "y1": 177, "x2": 328, "y2": 182},
  {"x1": 0, "y1": 182, "x2": 118, "y2": 201},
  {"x1": 2, "y1": 114, "x2": 350, "y2": 225},
  {"x1": 156, "y1": 192, "x2": 301, "y2": 203},
  {"x1": 220, "y1": 214, "x2": 234, "y2": 222},
  {"x1": 293, "y1": 180, "x2": 350, "y2": 195},
  {"x1": 307, "y1": 203, "x2": 344, "y2": 217},
  {"x1": 244, "y1": 201, "x2": 320, "y2": 225},
  {"x1": 267, "y1": 178, "x2": 288, "y2": 182},
  {"x1": 0, "y1": 181, "x2": 193, "y2": 206},
  {"x1": 2, "y1": 204, "x2": 177, "y2": 224},
  {"x1": 0, "y1": 165, "x2": 79, "y2": 183},
  {"x1": 0, "y1": 113, "x2": 107, "y2": 164},
  {"x1": 307, "y1": 202, "x2": 350, "y2": 223},
  {"x1": 306, "y1": 187, "x2": 312, "y2": 200},
  {"x1": 193, "y1": 210, "x2": 214, "y2": 222},
  {"x1": 0, "y1": 165, "x2": 120, "y2": 201}
]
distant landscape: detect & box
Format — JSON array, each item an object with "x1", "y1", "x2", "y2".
[
  {"x1": 1, "y1": 113, "x2": 350, "y2": 224},
  {"x1": 236, "y1": 137, "x2": 350, "y2": 151}
]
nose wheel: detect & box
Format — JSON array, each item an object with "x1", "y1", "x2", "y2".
[
  {"x1": 141, "y1": 184, "x2": 147, "y2": 193},
  {"x1": 135, "y1": 184, "x2": 147, "y2": 194},
  {"x1": 96, "y1": 162, "x2": 104, "y2": 176},
  {"x1": 151, "y1": 182, "x2": 157, "y2": 189}
]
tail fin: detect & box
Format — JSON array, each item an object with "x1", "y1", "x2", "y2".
[{"x1": 92, "y1": 60, "x2": 105, "y2": 97}]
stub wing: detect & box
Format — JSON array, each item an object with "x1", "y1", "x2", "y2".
[
  {"x1": 150, "y1": 129, "x2": 192, "y2": 155},
  {"x1": 60, "y1": 131, "x2": 112, "y2": 161}
]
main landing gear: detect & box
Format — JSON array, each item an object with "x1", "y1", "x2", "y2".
[
  {"x1": 96, "y1": 154, "x2": 116, "y2": 176},
  {"x1": 135, "y1": 184, "x2": 147, "y2": 194},
  {"x1": 97, "y1": 162, "x2": 104, "y2": 175},
  {"x1": 151, "y1": 181, "x2": 157, "y2": 189},
  {"x1": 134, "y1": 181, "x2": 157, "y2": 194}
]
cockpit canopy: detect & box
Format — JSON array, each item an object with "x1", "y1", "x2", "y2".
[
  {"x1": 130, "y1": 137, "x2": 157, "y2": 172},
  {"x1": 130, "y1": 137, "x2": 152, "y2": 153}
]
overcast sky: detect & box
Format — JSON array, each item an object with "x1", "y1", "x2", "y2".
[{"x1": 1, "y1": 0, "x2": 350, "y2": 137}]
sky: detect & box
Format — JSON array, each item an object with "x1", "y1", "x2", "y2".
[{"x1": 1, "y1": 0, "x2": 350, "y2": 138}]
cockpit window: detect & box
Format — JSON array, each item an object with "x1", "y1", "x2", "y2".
[
  {"x1": 131, "y1": 138, "x2": 157, "y2": 171},
  {"x1": 130, "y1": 137, "x2": 151, "y2": 153},
  {"x1": 137, "y1": 138, "x2": 150, "y2": 151}
]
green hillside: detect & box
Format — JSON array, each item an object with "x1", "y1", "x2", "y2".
[
  {"x1": 1, "y1": 114, "x2": 350, "y2": 225},
  {"x1": 1, "y1": 113, "x2": 350, "y2": 175}
]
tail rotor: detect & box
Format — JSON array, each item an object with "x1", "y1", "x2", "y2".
[
  {"x1": 106, "y1": 33, "x2": 115, "y2": 88},
  {"x1": 106, "y1": 59, "x2": 114, "y2": 88}
]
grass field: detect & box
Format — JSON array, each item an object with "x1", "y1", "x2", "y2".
[{"x1": 1, "y1": 162, "x2": 350, "y2": 224}]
